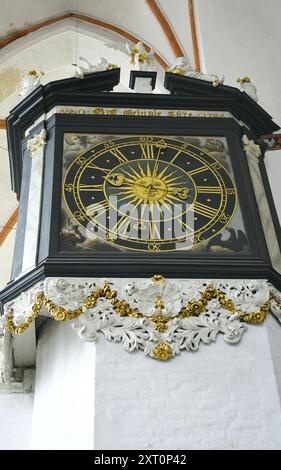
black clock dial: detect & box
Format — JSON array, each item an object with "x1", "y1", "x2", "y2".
[{"x1": 62, "y1": 135, "x2": 237, "y2": 252}]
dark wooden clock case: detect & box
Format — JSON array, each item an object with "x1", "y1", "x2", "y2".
[{"x1": 1, "y1": 68, "x2": 281, "y2": 306}]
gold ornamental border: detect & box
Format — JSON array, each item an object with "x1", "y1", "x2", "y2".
[{"x1": 5, "y1": 278, "x2": 280, "y2": 358}]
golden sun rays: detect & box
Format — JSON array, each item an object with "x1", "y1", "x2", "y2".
[{"x1": 107, "y1": 161, "x2": 190, "y2": 213}]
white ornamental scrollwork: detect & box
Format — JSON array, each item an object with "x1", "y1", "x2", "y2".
[
  {"x1": 72, "y1": 307, "x2": 245, "y2": 360},
  {"x1": 2, "y1": 277, "x2": 281, "y2": 361}
]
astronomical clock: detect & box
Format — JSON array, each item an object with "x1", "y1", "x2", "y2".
[{"x1": 1, "y1": 67, "x2": 281, "y2": 366}]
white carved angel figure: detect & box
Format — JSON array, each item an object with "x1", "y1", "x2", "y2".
[
  {"x1": 129, "y1": 42, "x2": 155, "y2": 71},
  {"x1": 168, "y1": 56, "x2": 224, "y2": 87},
  {"x1": 73, "y1": 57, "x2": 118, "y2": 79},
  {"x1": 19, "y1": 70, "x2": 44, "y2": 97}
]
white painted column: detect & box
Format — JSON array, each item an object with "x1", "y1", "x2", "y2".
[
  {"x1": 21, "y1": 129, "x2": 47, "y2": 274},
  {"x1": 243, "y1": 137, "x2": 281, "y2": 272}
]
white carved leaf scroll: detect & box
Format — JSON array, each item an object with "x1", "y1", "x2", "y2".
[{"x1": 2, "y1": 277, "x2": 280, "y2": 361}]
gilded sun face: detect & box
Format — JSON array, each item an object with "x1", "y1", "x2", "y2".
[{"x1": 104, "y1": 160, "x2": 195, "y2": 221}]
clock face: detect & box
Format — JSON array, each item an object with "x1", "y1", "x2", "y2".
[{"x1": 61, "y1": 134, "x2": 245, "y2": 253}]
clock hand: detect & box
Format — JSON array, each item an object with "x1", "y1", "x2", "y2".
[
  {"x1": 103, "y1": 173, "x2": 125, "y2": 187},
  {"x1": 166, "y1": 188, "x2": 190, "y2": 199},
  {"x1": 151, "y1": 142, "x2": 163, "y2": 180},
  {"x1": 149, "y1": 185, "x2": 190, "y2": 200},
  {"x1": 104, "y1": 176, "x2": 151, "y2": 190},
  {"x1": 149, "y1": 140, "x2": 167, "y2": 197}
]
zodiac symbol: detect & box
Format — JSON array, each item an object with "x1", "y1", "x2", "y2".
[
  {"x1": 64, "y1": 183, "x2": 73, "y2": 192},
  {"x1": 73, "y1": 211, "x2": 85, "y2": 221},
  {"x1": 212, "y1": 162, "x2": 221, "y2": 169},
  {"x1": 226, "y1": 188, "x2": 236, "y2": 195},
  {"x1": 220, "y1": 214, "x2": 230, "y2": 223},
  {"x1": 76, "y1": 157, "x2": 86, "y2": 166},
  {"x1": 155, "y1": 139, "x2": 167, "y2": 148},
  {"x1": 106, "y1": 233, "x2": 118, "y2": 241}
]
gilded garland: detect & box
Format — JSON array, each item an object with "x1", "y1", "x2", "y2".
[{"x1": 3, "y1": 276, "x2": 281, "y2": 361}]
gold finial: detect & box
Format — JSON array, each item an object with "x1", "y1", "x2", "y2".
[
  {"x1": 153, "y1": 341, "x2": 173, "y2": 361},
  {"x1": 151, "y1": 274, "x2": 165, "y2": 285},
  {"x1": 237, "y1": 76, "x2": 251, "y2": 84},
  {"x1": 27, "y1": 70, "x2": 44, "y2": 76}
]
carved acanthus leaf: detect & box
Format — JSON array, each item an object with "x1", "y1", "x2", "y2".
[{"x1": 2, "y1": 277, "x2": 279, "y2": 361}]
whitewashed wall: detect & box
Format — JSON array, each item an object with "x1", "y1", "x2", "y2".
[
  {"x1": 28, "y1": 318, "x2": 281, "y2": 450},
  {"x1": 0, "y1": 393, "x2": 34, "y2": 450}
]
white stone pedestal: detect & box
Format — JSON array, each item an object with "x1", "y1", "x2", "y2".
[{"x1": 30, "y1": 316, "x2": 281, "y2": 450}]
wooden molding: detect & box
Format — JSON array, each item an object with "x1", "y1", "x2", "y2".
[
  {"x1": 188, "y1": 0, "x2": 201, "y2": 72},
  {"x1": 0, "y1": 12, "x2": 168, "y2": 70},
  {"x1": 0, "y1": 119, "x2": 6, "y2": 129},
  {"x1": 0, "y1": 208, "x2": 18, "y2": 248},
  {"x1": 145, "y1": 0, "x2": 184, "y2": 58}
]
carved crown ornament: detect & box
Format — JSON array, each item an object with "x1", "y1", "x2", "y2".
[{"x1": 1, "y1": 276, "x2": 281, "y2": 361}]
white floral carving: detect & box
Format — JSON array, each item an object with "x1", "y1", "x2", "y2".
[
  {"x1": 4, "y1": 281, "x2": 44, "y2": 325},
  {"x1": 72, "y1": 306, "x2": 245, "y2": 359},
  {"x1": 2, "y1": 277, "x2": 280, "y2": 360},
  {"x1": 27, "y1": 129, "x2": 47, "y2": 157}
]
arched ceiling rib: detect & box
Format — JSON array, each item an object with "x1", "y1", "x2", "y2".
[{"x1": 0, "y1": 13, "x2": 168, "y2": 69}]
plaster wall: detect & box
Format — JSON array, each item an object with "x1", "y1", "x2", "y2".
[
  {"x1": 0, "y1": 393, "x2": 33, "y2": 450},
  {"x1": 27, "y1": 317, "x2": 281, "y2": 450},
  {"x1": 30, "y1": 320, "x2": 95, "y2": 450}
]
